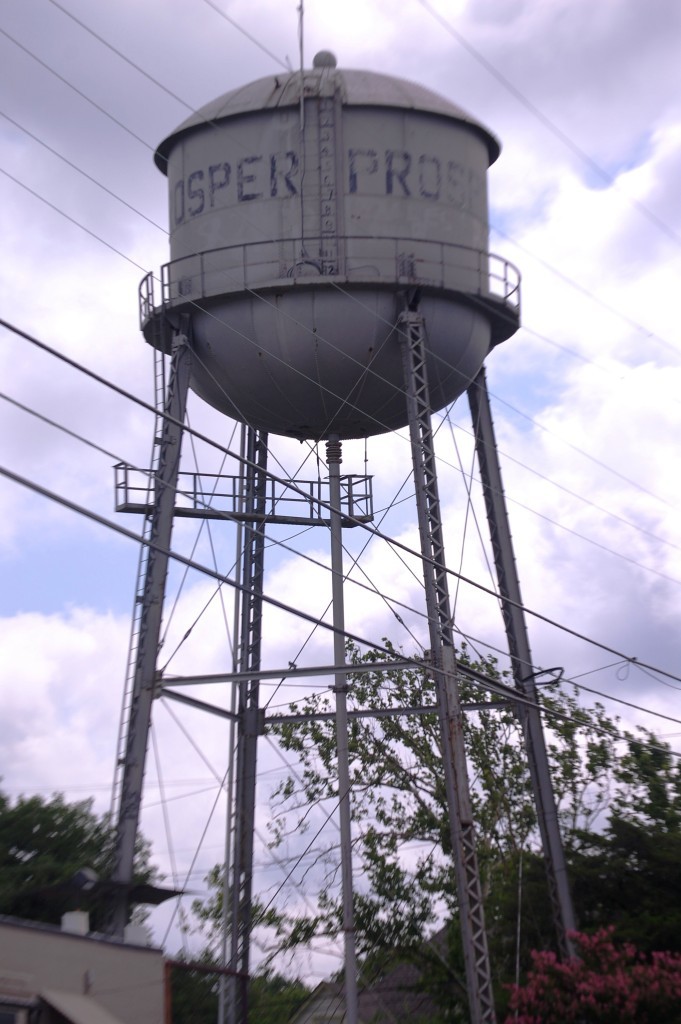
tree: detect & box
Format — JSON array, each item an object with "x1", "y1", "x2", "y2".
[
  {"x1": 505, "y1": 927, "x2": 681, "y2": 1023},
  {"x1": 170, "y1": 865, "x2": 310, "y2": 1024},
  {"x1": 0, "y1": 788, "x2": 154, "y2": 929},
  {"x1": 265, "y1": 641, "x2": 680, "y2": 1014},
  {"x1": 269, "y1": 642, "x2": 544, "y2": 966},
  {"x1": 569, "y1": 729, "x2": 681, "y2": 954},
  {"x1": 168, "y1": 959, "x2": 310, "y2": 1024}
]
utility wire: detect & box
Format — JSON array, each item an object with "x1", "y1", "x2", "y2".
[
  {"x1": 201, "y1": 0, "x2": 290, "y2": 70},
  {"x1": 490, "y1": 220, "x2": 681, "y2": 363},
  {"x1": 0, "y1": 388, "x2": 434, "y2": 640},
  {"x1": 7, "y1": 373, "x2": 673, "y2": 707},
  {"x1": 4, "y1": 312, "x2": 681, "y2": 688},
  {"x1": 7, "y1": 307, "x2": 679, "y2": 716},
  {"x1": 3, "y1": 39, "x2": 679, "y2": 533},
  {"x1": 5, "y1": 448, "x2": 681, "y2": 695},
  {"x1": 0, "y1": 165, "x2": 149, "y2": 272},
  {"x1": 5, "y1": 9, "x2": 678, "y2": 383},
  {"x1": 180, "y1": 314, "x2": 681, "y2": 590},
  {"x1": 471, "y1": 388, "x2": 679, "y2": 518},
  {"x1": 416, "y1": 0, "x2": 681, "y2": 250},
  {"x1": 0, "y1": 108, "x2": 167, "y2": 234},
  {"x1": 0, "y1": 26, "x2": 157, "y2": 156},
  {"x1": 160, "y1": 698, "x2": 352, "y2": 964},
  {"x1": 46, "y1": 0, "x2": 195, "y2": 112},
  {"x1": 5, "y1": 12, "x2": 679, "y2": 745}
]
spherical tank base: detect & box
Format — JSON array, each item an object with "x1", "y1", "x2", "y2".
[{"x1": 161, "y1": 285, "x2": 493, "y2": 441}]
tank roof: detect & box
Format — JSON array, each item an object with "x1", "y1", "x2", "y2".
[{"x1": 154, "y1": 59, "x2": 500, "y2": 171}]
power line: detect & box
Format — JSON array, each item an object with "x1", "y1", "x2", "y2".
[
  {"x1": 201, "y1": 0, "x2": 291, "y2": 71},
  {"x1": 46, "y1": 0, "x2": 195, "y2": 113},
  {"x1": 0, "y1": 164, "x2": 150, "y2": 272},
  {"x1": 2, "y1": 2, "x2": 675, "y2": 770},
  {"x1": 3, "y1": 142, "x2": 675, "y2": 588},
  {"x1": 0, "y1": 388, "x2": 434, "y2": 641},
  {"x1": 0, "y1": 458, "x2": 427, "y2": 670},
  {"x1": 416, "y1": 0, "x2": 681, "y2": 251},
  {"x1": 2, "y1": 398, "x2": 681, "y2": 694},
  {"x1": 3, "y1": 36, "x2": 678, "y2": 539},
  {"x1": 3, "y1": 310, "x2": 681, "y2": 689},
  {"x1": 490, "y1": 221, "x2": 681, "y2": 363},
  {"x1": 484, "y1": 385, "x2": 678, "y2": 511},
  {"x1": 5, "y1": 6, "x2": 678, "y2": 383},
  {"x1": 2, "y1": 16, "x2": 675, "y2": 991},
  {"x1": 0, "y1": 108, "x2": 167, "y2": 234},
  {"x1": 0, "y1": 26, "x2": 157, "y2": 156}
]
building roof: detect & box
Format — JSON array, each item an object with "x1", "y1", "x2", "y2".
[
  {"x1": 358, "y1": 959, "x2": 441, "y2": 1022},
  {"x1": 41, "y1": 989, "x2": 128, "y2": 1024},
  {"x1": 288, "y1": 961, "x2": 442, "y2": 1023}
]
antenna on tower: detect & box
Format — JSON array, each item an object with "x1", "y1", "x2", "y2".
[
  {"x1": 298, "y1": 0, "x2": 305, "y2": 130},
  {"x1": 297, "y1": 0, "x2": 307, "y2": 256}
]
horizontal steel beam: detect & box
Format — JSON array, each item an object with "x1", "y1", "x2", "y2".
[
  {"x1": 117, "y1": 503, "x2": 372, "y2": 527},
  {"x1": 160, "y1": 687, "x2": 511, "y2": 726},
  {"x1": 161, "y1": 659, "x2": 419, "y2": 687},
  {"x1": 161, "y1": 659, "x2": 530, "y2": 707}
]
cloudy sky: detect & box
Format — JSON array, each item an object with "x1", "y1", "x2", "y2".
[{"x1": 2, "y1": 0, "x2": 681, "y2": 973}]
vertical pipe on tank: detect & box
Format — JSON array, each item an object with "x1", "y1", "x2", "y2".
[
  {"x1": 297, "y1": 2, "x2": 306, "y2": 259},
  {"x1": 326, "y1": 437, "x2": 359, "y2": 1024}
]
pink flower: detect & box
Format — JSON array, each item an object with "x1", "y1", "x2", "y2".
[{"x1": 504, "y1": 929, "x2": 681, "y2": 1024}]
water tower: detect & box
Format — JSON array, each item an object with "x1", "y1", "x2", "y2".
[{"x1": 110, "y1": 54, "x2": 574, "y2": 1024}]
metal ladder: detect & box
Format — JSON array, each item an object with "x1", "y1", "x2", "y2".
[
  {"x1": 110, "y1": 344, "x2": 167, "y2": 822},
  {"x1": 318, "y1": 93, "x2": 340, "y2": 275}
]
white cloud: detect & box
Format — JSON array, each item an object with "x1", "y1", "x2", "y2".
[{"x1": 0, "y1": 607, "x2": 126, "y2": 802}]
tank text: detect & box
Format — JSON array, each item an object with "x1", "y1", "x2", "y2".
[
  {"x1": 172, "y1": 147, "x2": 481, "y2": 225},
  {"x1": 348, "y1": 148, "x2": 481, "y2": 208},
  {"x1": 172, "y1": 151, "x2": 300, "y2": 224}
]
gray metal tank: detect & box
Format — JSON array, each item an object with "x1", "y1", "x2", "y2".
[{"x1": 140, "y1": 52, "x2": 520, "y2": 440}]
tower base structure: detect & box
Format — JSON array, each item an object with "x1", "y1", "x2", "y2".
[{"x1": 108, "y1": 323, "x2": 575, "y2": 1024}]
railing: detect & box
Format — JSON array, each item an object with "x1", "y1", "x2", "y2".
[
  {"x1": 139, "y1": 236, "x2": 520, "y2": 328},
  {"x1": 139, "y1": 271, "x2": 155, "y2": 324},
  {"x1": 115, "y1": 463, "x2": 374, "y2": 526}
]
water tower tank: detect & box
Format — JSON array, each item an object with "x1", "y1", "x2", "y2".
[{"x1": 140, "y1": 53, "x2": 520, "y2": 440}]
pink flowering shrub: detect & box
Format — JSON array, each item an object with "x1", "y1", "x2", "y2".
[{"x1": 504, "y1": 927, "x2": 681, "y2": 1023}]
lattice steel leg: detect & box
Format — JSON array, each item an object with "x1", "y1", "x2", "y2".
[
  {"x1": 228, "y1": 427, "x2": 268, "y2": 1024},
  {"x1": 468, "y1": 367, "x2": 577, "y2": 959},
  {"x1": 109, "y1": 329, "x2": 192, "y2": 937},
  {"x1": 399, "y1": 311, "x2": 496, "y2": 1024}
]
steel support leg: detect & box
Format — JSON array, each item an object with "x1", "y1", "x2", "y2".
[
  {"x1": 326, "y1": 437, "x2": 359, "y2": 1024},
  {"x1": 467, "y1": 367, "x2": 577, "y2": 959},
  {"x1": 219, "y1": 425, "x2": 248, "y2": 1024},
  {"x1": 110, "y1": 330, "x2": 192, "y2": 936},
  {"x1": 399, "y1": 312, "x2": 496, "y2": 1024},
  {"x1": 228, "y1": 427, "x2": 268, "y2": 1024}
]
